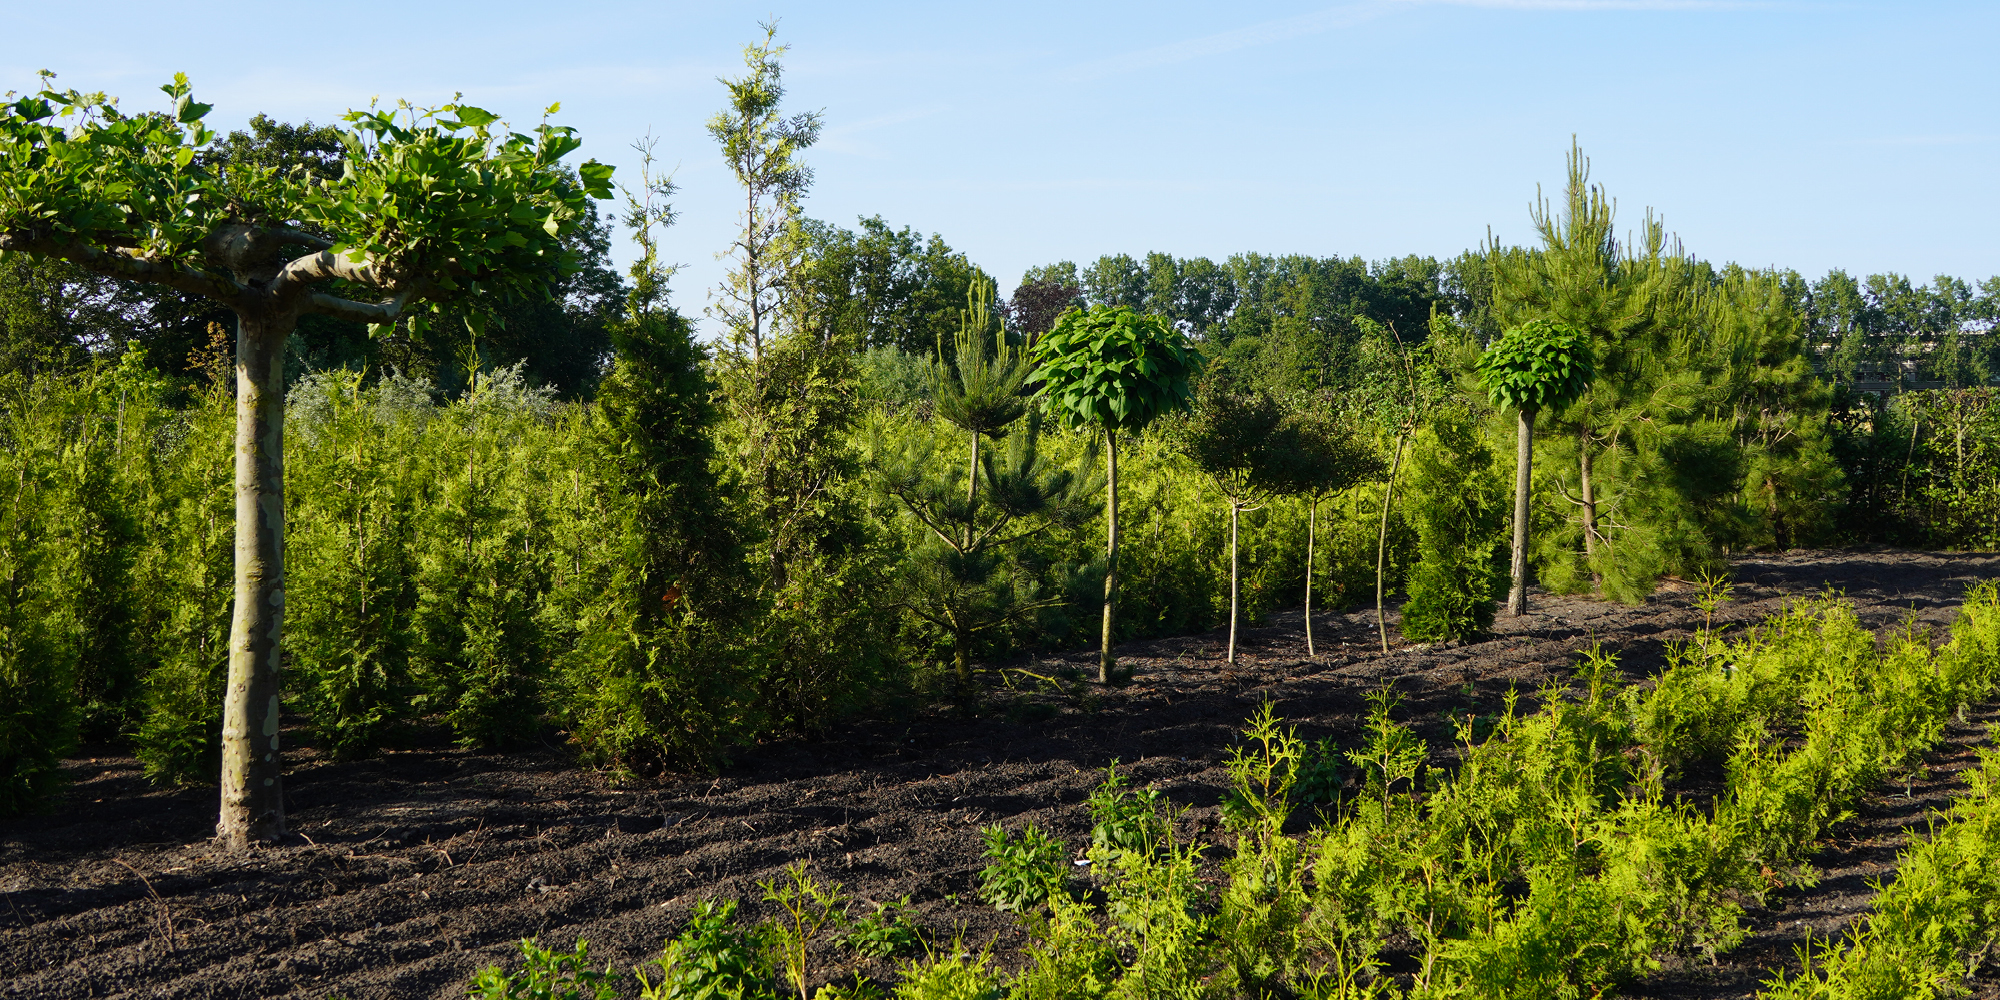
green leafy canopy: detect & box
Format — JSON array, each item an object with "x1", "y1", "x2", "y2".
[
  {"x1": 0, "y1": 72, "x2": 614, "y2": 335},
  {"x1": 1474, "y1": 318, "x2": 1595, "y2": 414},
  {"x1": 1027, "y1": 304, "x2": 1200, "y2": 433}
]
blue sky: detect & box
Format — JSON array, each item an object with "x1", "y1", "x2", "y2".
[{"x1": 7, "y1": 2, "x2": 1996, "y2": 330}]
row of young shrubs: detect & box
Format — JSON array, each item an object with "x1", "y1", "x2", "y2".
[
  {"x1": 470, "y1": 583, "x2": 2000, "y2": 998},
  {"x1": 0, "y1": 343, "x2": 1451, "y2": 810},
  {"x1": 1763, "y1": 742, "x2": 2000, "y2": 999}
]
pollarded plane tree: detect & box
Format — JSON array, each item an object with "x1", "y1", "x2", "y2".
[{"x1": 0, "y1": 74, "x2": 612, "y2": 849}]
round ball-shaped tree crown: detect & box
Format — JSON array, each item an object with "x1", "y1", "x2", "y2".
[
  {"x1": 1028, "y1": 304, "x2": 1198, "y2": 433},
  {"x1": 1475, "y1": 318, "x2": 1594, "y2": 414}
]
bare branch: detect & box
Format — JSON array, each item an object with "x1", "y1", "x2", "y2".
[
  {"x1": 0, "y1": 231, "x2": 244, "y2": 304},
  {"x1": 304, "y1": 286, "x2": 417, "y2": 325},
  {"x1": 272, "y1": 249, "x2": 397, "y2": 298}
]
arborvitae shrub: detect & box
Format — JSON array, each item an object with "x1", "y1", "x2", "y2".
[
  {"x1": 558, "y1": 310, "x2": 748, "y2": 769},
  {"x1": 411, "y1": 385, "x2": 553, "y2": 750},
  {"x1": 0, "y1": 375, "x2": 82, "y2": 813},
  {"x1": 1400, "y1": 414, "x2": 1507, "y2": 643},
  {"x1": 285, "y1": 374, "x2": 421, "y2": 759}
]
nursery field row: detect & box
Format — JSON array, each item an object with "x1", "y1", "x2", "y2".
[
  {"x1": 4, "y1": 550, "x2": 2000, "y2": 1000},
  {"x1": 472, "y1": 577, "x2": 2000, "y2": 998}
]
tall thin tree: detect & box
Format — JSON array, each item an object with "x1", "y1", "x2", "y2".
[
  {"x1": 708, "y1": 21, "x2": 823, "y2": 362},
  {"x1": 1476, "y1": 319, "x2": 1594, "y2": 616},
  {"x1": 1269, "y1": 409, "x2": 1379, "y2": 657},
  {"x1": 1030, "y1": 305, "x2": 1197, "y2": 683}
]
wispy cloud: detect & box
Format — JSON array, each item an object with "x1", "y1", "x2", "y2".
[
  {"x1": 1837, "y1": 133, "x2": 1999, "y2": 148},
  {"x1": 819, "y1": 103, "x2": 950, "y2": 158},
  {"x1": 1060, "y1": 3, "x2": 1397, "y2": 82},
  {"x1": 1401, "y1": 0, "x2": 1776, "y2": 9},
  {"x1": 1063, "y1": 0, "x2": 1773, "y2": 81}
]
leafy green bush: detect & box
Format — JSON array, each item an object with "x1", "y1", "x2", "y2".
[
  {"x1": 409, "y1": 396, "x2": 553, "y2": 750},
  {"x1": 1292, "y1": 737, "x2": 1344, "y2": 806},
  {"x1": 470, "y1": 937, "x2": 620, "y2": 1000},
  {"x1": 285, "y1": 372, "x2": 421, "y2": 758},
  {"x1": 0, "y1": 373, "x2": 85, "y2": 813},
  {"x1": 836, "y1": 896, "x2": 923, "y2": 959},
  {"x1": 639, "y1": 900, "x2": 779, "y2": 1000},
  {"x1": 890, "y1": 943, "x2": 1001, "y2": 1000},
  {"x1": 1004, "y1": 896, "x2": 1120, "y2": 1000},
  {"x1": 977, "y1": 824, "x2": 1067, "y2": 913},
  {"x1": 1085, "y1": 764, "x2": 1167, "y2": 858},
  {"x1": 131, "y1": 388, "x2": 234, "y2": 786},
  {"x1": 1764, "y1": 744, "x2": 2000, "y2": 999}
]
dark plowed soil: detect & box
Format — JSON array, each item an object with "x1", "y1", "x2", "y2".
[{"x1": 5, "y1": 549, "x2": 2000, "y2": 1000}]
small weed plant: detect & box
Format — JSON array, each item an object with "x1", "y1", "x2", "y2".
[
  {"x1": 835, "y1": 896, "x2": 924, "y2": 959},
  {"x1": 639, "y1": 900, "x2": 780, "y2": 1000},
  {"x1": 1086, "y1": 762, "x2": 1168, "y2": 858}
]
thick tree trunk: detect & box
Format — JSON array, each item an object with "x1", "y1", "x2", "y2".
[
  {"x1": 1099, "y1": 430, "x2": 1120, "y2": 685},
  {"x1": 217, "y1": 310, "x2": 293, "y2": 850},
  {"x1": 1579, "y1": 427, "x2": 1600, "y2": 593},
  {"x1": 1508, "y1": 410, "x2": 1535, "y2": 617},
  {"x1": 1227, "y1": 500, "x2": 1240, "y2": 666},
  {"x1": 1375, "y1": 434, "x2": 1407, "y2": 652},
  {"x1": 1305, "y1": 497, "x2": 1317, "y2": 658}
]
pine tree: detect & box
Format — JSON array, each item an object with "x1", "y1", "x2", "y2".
[{"x1": 872, "y1": 287, "x2": 1096, "y2": 687}]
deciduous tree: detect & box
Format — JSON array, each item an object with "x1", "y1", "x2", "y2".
[
  {"x1": 1179, "y1": 364, "x2": 1288, "y2": 666},
  {"x1": 1476, "y1": 319, "x2": 1594, "y2": 616},
  {"x1": 0, "y1": 73, "x2": 611, "y2": 848},
  {"x1": 1030, "y1": 305, "x2": 1198, "y2": 682}
]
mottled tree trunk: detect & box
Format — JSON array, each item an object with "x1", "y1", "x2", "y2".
[
  {"x1": 1304, "y1": 497, "x2": 1317, "y2": 658},
  {"x1": 1375, "y1": 434, "x2": 1407, "y2": 652},
  {"x1": 1099, "y1": 431, "x2": 1119, "y2": 685},
  {"x1": 1227, "y1": 499, "x2": 1240, "y2": 666},
  {"x1": 218, "y1": 310, "x2": 293, "y2": 850},
  {"x1": 1508, "y1": 410, "x2": 1535, "y2": 617},
  {"x1": 1579, "y1": 427, "x2": 1601, "y2": 593}
]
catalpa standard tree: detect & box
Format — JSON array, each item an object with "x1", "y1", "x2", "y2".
[{"x1": 0, "y1": 73, "x2": 612, "y2": 849}]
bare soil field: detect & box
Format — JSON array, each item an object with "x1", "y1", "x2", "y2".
[{"x1": 5, "y1": 549, "x2": 2000, "y2": 1000}]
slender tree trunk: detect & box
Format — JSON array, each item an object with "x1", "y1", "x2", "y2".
[
  {"x1": 1305, "y1": 496, "x2": 1317, "y2": 658},
  {"x1": 1375, "y1": 433, "x2": 1407, "y2": 652},
  {"x1": 746, "y1": 186, "x2": 764, "y2": 363},
  {"x1": 1508, "y1": 409, "x2": 1535, "y2": 617},
  {"x1": 1901, "y1": 412, "x2": 1921, "y2": 503},
  {"x1": 218, "y1": 310, "x2": 292, "y2": 850},
  {"x1": 1578, "y1": 427, "x2": 1600, "y2": 593},
  {"x1": 967, "y1": 430, "x2": 980, "y2": 527},
  {"x1": 1228, "y1": 499, "x2": 1240, "y2": 666},
  {"x1": 1100, "y1": 430, "x2": 1120, "y2": 684}
]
